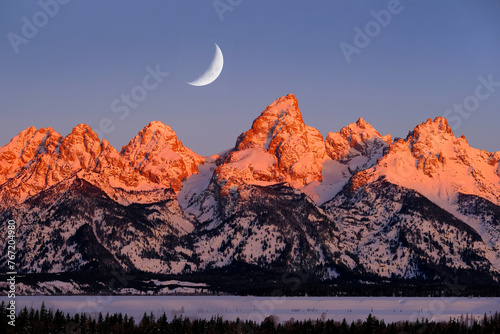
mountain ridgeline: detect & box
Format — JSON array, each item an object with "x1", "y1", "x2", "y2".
[{"x1": 1, "y1": 94, "x2": 499, "y2": 294}]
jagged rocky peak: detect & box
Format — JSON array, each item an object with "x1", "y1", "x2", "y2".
[
  {"x1": 325, "y1": 117, "x2": 391, "y2": 161},
  {"x1": 122, "y1": 121, "x2": 179, "y2": 156},
  {"x1": 0, "y1": 128, "x2": 67, "y2": 206},
  {"x1": 219, "y1": 94, "x2": 324, "y2": 189},
  {"x1": 404, "y1": 117, "x2": 470, "y2": 162},
  {"x1": 0, "y1": 126, "x2": 61, "y2": 163},
  {"x1": 0, "y1": 121, "x2": 204, "y2": 208},
  {"x1": 121, "y1": 121, "x2": 204, "y2": 191},
  {"x1": 0, "y1": 124, "x2": 104, "y2": 206},
  {"x1": 96, "y1": 139, "x2": 125, "y2": 170},
  {"x1": 122, "y1": 121, "x2": 202, "y2": 162},
  {"x1": 236, "y1": 93, "x2": 306, "y2": 151},
  {"x1": 59, "y1": 124, "x2": 102, "y2": 169},
  {"x1": 411, "y1": 117, "x2": 454, "y2": 140},
  {"x1": 369, "y1": 116, "x2": 500, "y2": 207},
  {"x1": 1, "y1": 106, "x2": 500, "y2": 284},
  {"x1": 0, "y1": 126, "x2": 62, "y2": 183}
]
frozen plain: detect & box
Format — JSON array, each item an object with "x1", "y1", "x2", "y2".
[{"x1": 3, "y1": 296, "x2": 500, "y2": 324}]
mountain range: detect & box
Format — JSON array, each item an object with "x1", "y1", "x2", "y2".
[{"x1": 1, "y1": 94, "x2": 499, "y2": 294}]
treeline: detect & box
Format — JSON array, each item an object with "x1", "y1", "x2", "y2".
[
  {"x1": 6, "y1": 270, "x2": 500, "y2": 297},
  {"x1": 1, "y1": 301, "x2": 500, "y2": 333},
  {"x1": 232, "y1": 282, "x2": 500, "y2": 298}
]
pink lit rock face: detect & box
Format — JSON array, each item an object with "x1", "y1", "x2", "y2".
[
  {"x1": 0, "y1": 121, "x2": 203, "y2": 209},
  {"x1": 0, "y1": 127, "x2": 64, "y2": 206},
  {"x1": 325, "y1": 117, "x2": 391, "y2": 161},
  {"x1": 0, "y1": 95, "x2": 499, "y2": 289},
  {"x1": 216, "y1": 94, "x2": 325, "y2": 193},
  {"x1": 121, "y1": 121, "x2": 204, "y2": 191},
  {"x1": 361, "y1": 117, "x2": 500, "y2": 206}
]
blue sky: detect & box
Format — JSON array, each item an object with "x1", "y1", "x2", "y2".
[{"x1": 1, "y1": 1, "x2": 499, "y2": 155}]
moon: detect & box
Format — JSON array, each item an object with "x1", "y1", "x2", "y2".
[{"x1": 187, "y1": 43, "x2": 224, "y2": 87}]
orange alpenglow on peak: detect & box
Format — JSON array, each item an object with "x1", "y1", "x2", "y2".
[
  {"x1": 356, "y1": 117, "x2": 368, "y2": 128},
  {"x1": 367, "y1": 116, "x2": 500, "y2": 206},
  {"x1": 0, "y1": 121, "x2": 204, "y2": 208},
  {"x1": 122, "y1": 120, "x2": 204, "y2": 191},
  {"x1": 236, "y1": 93, "x2": 305, "y2": 151},
  {"x1": 325, "y1": 118, "x2": 391, "y2": 161},
  {"x1": 59, "y1": 124, "x2": 102, "y2": 168},
  {"x1": 1, "y1": 95, "x2": 498, "y2": 209},
  {"x1": 411, "y1": 117, "x2": 455, "y2": 140},
  {"x1": 217, "y1": 94, "x2": 325, "y2": 189},
  {"x1": 0, "y1": 126, "x2": 62, "y2": 184}
]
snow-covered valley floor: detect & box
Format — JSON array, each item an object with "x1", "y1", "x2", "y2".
[{"x1": 2, "y1": 296, "x2": 499, "y2": 324}]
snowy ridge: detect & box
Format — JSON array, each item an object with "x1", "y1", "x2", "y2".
[{"x1": 0, "y1": 121, "x2": 203, "y2": 210}]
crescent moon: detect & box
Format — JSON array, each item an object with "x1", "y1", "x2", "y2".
[{"x1": 187, "y1": 43, "x2": 224, "y2": 87}]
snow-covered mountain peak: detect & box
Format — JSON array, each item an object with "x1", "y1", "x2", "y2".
[
  {"x1": 266, "y1": 93, "x2": 301, "y2": 119},
  {"x1": 0, "y1": 126, "x2": 61, "y2": 160},
  {"x1": 0, "y1": 121, "x2": 205, "y2": 208},
  {"x1": 236, "y1": 93, "x2": 306, "y2": 152},
  {"x1": 59, "y1": 124, "x2": 102, "y2": 168},
  {"x1": 355, "y1": 117, "x2": 368, "y2": 127},
  {"x1": 122, "y1": 121, "x2": 177, "y2": 154},
  {"x1": 325, "y1": 118, "x2": 390, "y2": 161},
  {"x1": 365, "y1": 117, "x2": 500, "y2": 207},
  {"x1": 1, "y1": 98, "x2": 500, "y2": 284},
  {"x1": 121, "y1": 121, "x2": 201, "y2": 159},
  {"x1": 218, "y1": 95, "x2": 323, "y2": 189},
  {"x1": 409, "y1": 117, "x2": 454, "y2": 143},
  {"x1": 405, "y1": 117, "x2": 476, "y2": 164},
  {"x1": 121, "y1": 121, "x2": 204, "y2": 191},
  {"x1": 259, "y1": 93, "x2": 301, "y2": 120},
  {"x1": 302, "y1": 118, "x2": 391, "y2": 204},
  {"x1": 0, "y1": 126, "x2": 63, "y2": 185}
]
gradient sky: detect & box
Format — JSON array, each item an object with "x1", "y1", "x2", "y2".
[{"x1": 1, "y1": 1, "x2": 499, "y2": 155}]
